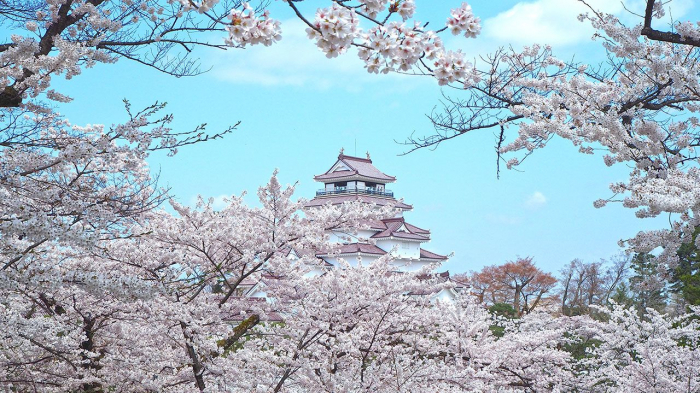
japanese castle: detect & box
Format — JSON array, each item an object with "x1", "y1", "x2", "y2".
[
  {"x1": 302, "y1": 151, "x2": 448, "y2": 271},
  {"x1": 242, "y1": 150, "x2": 464, "y2": 302}
]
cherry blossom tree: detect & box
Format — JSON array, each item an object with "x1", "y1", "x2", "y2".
[
  {"x1": 242, "y1": 270, "x2": 579, "y2": 393},
  {"x1": 0, "y1": 170, "x2": 583, "y2": 393},
  {"x1": 134, "y1": 173, "x2": 398, "y2": 391},
  {"x1": 0, "y1": 101, "x2": 233, "y2": 392},
  {"x1": 4, "y1": 162, "x2": 697, "y2": 393},
  {"x1": 0, "y1": 0, "x2": 485, "y2": 285},
  {"x1": 395, "y1": 0, "x2": 700, "y2": 267},
  {"x1": 1, "y1": 170, "x2": 403, "y2": 391},
  {"x1": 0, "y1": 0, "x2": 485, "y2": 310},
  {"x1": 0, "y1": 0, "x2": 249, "y2": 107},
  {"x1": 0, "y1": 106, "x2": 232, "y2": 391},
  {"x1": 575, "y1": 304, "x2": 700, "y2": 391}
]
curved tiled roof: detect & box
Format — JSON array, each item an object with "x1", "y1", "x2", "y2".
[
  {"x1": 370, "y1": 217, "x2": 431, "y2": 241},
  {"x1": 314, "y1": 170, "x2": 356, "y2": 181},
  {"x1": 317, "y1": 243, "x2": 387, "y2": 256},
  {"x1": 357, "y1": 219, "x2": 389, "y2": 231},
  {"x1": 404, "y1": 222, "x2": 430, "y2": 235},
  {"x1": 314, "y1": 154, "x2": 396, "y2": 183},
  {"x1": 304, "y1": 195, "x2": 413, "y2": 210},
  {"x1": 316, "y1": 244, "x2": 447, "y2": 261},
  {"x1": 419, "y1": 248, "x2": 448, "y2": 261}
]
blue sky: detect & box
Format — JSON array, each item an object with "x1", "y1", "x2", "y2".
[{"x1": 42, "y1": 0, "x2": 696, "y2": 274}]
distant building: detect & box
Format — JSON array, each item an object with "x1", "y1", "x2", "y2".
[{"x1": 304, "y1": 151, "x2": 449, "y2": 272}]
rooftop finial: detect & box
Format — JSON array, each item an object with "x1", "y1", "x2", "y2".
[
  {"x1": 339, "y1": 147, "x2": 344, "y2": 156},
  {"x1": 366, "y1": 151, "x2": 371, "y2": 160}
]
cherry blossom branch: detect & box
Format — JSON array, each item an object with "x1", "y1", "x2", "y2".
[{"x1": 640, "y1": 0, "x2": 700, "y2": 47}]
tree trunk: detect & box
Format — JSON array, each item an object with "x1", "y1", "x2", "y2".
[{"x1": 181, "y1": 321, "x2": 206, "y2": 392}]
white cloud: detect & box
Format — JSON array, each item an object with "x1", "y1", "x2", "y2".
[
  {"x1": 483, "y1": 0, "x2": 623, "y2": 47},
  {"x1": 525, "y1": 191, "x2": 547, "y2": 210},
  {"x1": 483, "y1": 0, "x2": 695, "y2": 49},
  {"x1": 663, "y1": 0, "x2": 694, "y2": 21},
  {"x1": 208, "y1": 19, "x2": 414, "y2": 91}
]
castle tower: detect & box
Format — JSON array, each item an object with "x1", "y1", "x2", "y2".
[{"x1": 304, "y1": 152, "x2": 447, "y2": 272}]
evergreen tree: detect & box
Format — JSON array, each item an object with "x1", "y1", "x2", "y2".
[
  {"x1": 609, "y1": 282, "x2": 635, "y2": 310},
  {"x1": 628, "y1": 253, "x2": 668, "y2": 316},
  {"x1": 673, "y1": 228, "x2": 700, "y2": 308}
]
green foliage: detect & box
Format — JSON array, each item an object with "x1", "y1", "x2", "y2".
[
  {"x1": 488, "y1": 303, "x2": 517, "y2": 318},
  {"x1": 628, "y1": 252, "x2": 668, "y2": 317},
  {"x1": 216, "y1": 314, "x2": 261, "y2": 356},
  {"x1": 561, "y1": 333, "x2": 602, "y2": 362},
  {"x1": 673, "y1": 227, "x2": 700, "y2": 308},
  {"x1": 609, "y1": 282, "x2": 635, "y2": 309},
  {"x1": 488, "y1": 303, "x2": 516, "y2": 338},
  {"x1": 562, "y1": 304, "x2": 588, "y2": 317}
]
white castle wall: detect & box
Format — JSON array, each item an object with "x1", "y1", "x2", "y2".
[{"x1": 376, "y1": 239, "x2": 420, "y2": 259}]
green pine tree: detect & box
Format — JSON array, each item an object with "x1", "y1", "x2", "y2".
[
  {"x1": 673, "y1": 228, "x2": 700, "y2": 308},
  {"x1": 628, "y1": 252, "x2": 667, "y2": 316}
]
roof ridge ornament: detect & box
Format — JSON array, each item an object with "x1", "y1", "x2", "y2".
[
  {"x1": 339, "y1": 147, "x2": 344, "y2": 156},
  {"x1": 366, "y1": 151, "x2": 371, "y2": 160}
]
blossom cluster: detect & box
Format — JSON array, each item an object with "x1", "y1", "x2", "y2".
[
  {"x1": 446, "y1": 2, "x2": 481, "y2": 38},
  {"x1": 359, "y1": 0, "x2": 391, "y2": 18},
  {"x1": 358, "y1": 23, "x2": 442, "y2": 73},
  {"x1": 306, "y1": 4, "x2": 361, "y2": 58},
  {"x1": 392, "y1": 0, "x2": 416, "y2": 21},
  {"x1": 357, "y1": 0, "x2": 416, "y2": 21},
  {"x1": 357, "y1": 23, "x2": 478, "y2": 87},
  {"x1": 303, "y1": 2, "x2": 480, "y2": 85},
  {"x1": 225, "y1": 3, "x2": 281, "y2": 47},
  {"x1": 433, "y1": 49, "x2": 475, "y2": 86},
  {"x1": 195, "y1": 0, "x2": 219, "y2": 13},
  {"x1": 175, "y1": 0, "x2": 220, "y2": 13}
]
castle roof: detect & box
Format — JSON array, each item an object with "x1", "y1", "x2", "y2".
[
  {"x1": 318, "y1": 243, "x2": 388, "y2": 256},
  {"x1": 314, "y1": 154, "x2": 396, "y2": 183},
  {"x1": 419, "y1": 248, "x2": 448, "y2": 261},
  {"x1": 304, "y1": 194, "x2": 413, "y2": 210},
  {"x1": 370, "y1": 217, "x2": 431, "y2": 241},
  {"x1": 316, "y1": 243, "x2": 447, "y2": 262}
]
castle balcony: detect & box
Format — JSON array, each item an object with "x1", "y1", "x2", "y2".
[{"x1": 316, "y1": 187, "x2": 394, "y2": 198}]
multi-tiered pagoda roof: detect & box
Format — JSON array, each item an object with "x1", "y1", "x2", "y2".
[
  {"x1": 306, "y1": 151, "x2": 447, "y2": 268},
  {"x1": 305, "y1": 153, "x2": 412, "y2": 210}
]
